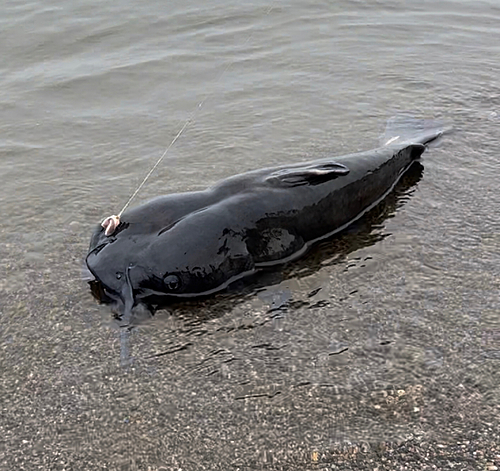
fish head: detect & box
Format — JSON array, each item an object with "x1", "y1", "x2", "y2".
[
  {"x1": 86, "y1": 223, "x2": 154, "y2": 319},
  {"x1": 86, "y1": 215, "x2": 255, "y2": 315}
]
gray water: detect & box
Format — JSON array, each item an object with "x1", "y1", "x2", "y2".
[{"x1": 1, "y1": 0, "x2": 499, "y2": 469}]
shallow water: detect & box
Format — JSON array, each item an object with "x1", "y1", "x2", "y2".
[{"x1": 1, "y1": 0, "x2": 499, "y2": 469}]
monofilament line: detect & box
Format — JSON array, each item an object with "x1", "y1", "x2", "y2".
[
  {"x1": 115, "y1": 2, "x2": 278, "y2": 219},
  {"x1": 117, "y1": 117, "x2": 192, "y2": 218}
]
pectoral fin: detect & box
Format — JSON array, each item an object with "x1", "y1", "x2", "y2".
[{"x1": 266, "y1": 162, "x2": 349, "y2": 187}]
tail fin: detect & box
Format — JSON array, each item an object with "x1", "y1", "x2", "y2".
[{"x1": 381, "y1": 115, "x2": 451, "y2": 147}]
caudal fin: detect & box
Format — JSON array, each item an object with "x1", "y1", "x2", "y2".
[{"x1": 382, "y1": 115, "x2": 451, "y2": 147}]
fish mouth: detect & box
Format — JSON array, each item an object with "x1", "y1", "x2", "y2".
[
  {"x1": 86, "y1": 256, "x2": 152, "y2": 323},
  {"x1": 88, "y1": 278, "x2": 139, "y2": 323},
  {"x1": 85, "y1": 240, "x2": 129, "y2": 312},
  {"x1": 87, "y1": 270, "x2": 135, "y2": 321}
]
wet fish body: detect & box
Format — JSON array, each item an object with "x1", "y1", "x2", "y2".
[{"x1": 86, "y1": 117, "x2": 445, "y2": 316}]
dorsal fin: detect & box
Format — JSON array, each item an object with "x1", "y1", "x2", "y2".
[{"x1": 266, "y1": 162, "x2": 349, "y2": 187}]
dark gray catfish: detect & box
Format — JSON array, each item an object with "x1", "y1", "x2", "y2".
[{"x1": 86, "y1": 116, "x2": 446, "y2": 317}]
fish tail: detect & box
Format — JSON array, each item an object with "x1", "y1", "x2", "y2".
[{"x1": 382, "y1": 114, "x2": 451, "y2": 147}]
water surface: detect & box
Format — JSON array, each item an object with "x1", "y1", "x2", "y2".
[{"x1": 1, "y1": 0, "x2": 499, "y2": 469}]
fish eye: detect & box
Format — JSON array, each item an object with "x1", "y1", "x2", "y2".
[{"x1": 164, "y1": 274, "x2": 181, "y2": 291}]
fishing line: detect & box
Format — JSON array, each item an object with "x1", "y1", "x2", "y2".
[{"x1": 103, "y1": 2, "x2": 278, "y2": 236}]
